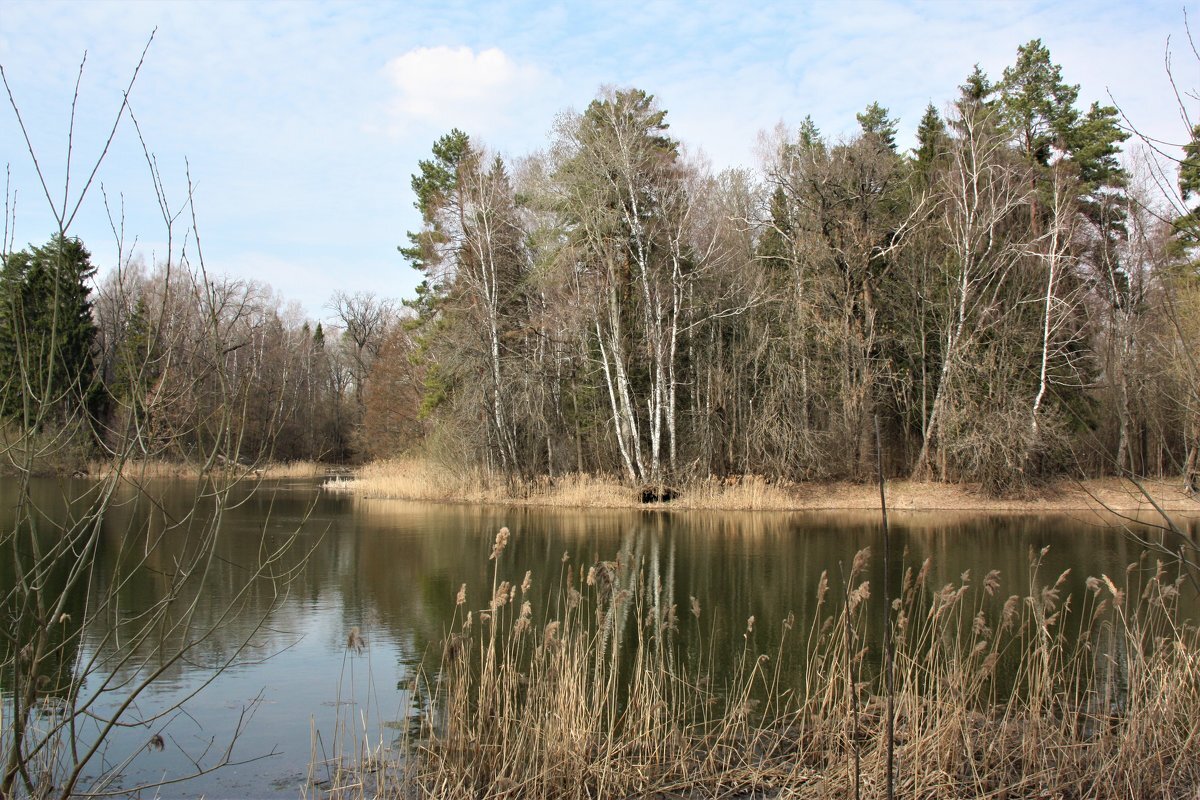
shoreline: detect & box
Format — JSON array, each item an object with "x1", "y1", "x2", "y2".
[
  {"x1": 66, "y1": 457, "x2": 1200, "y2": 517},
  {"x1": 325, "y1": 458, "x2": 1200, "y2": 517}
]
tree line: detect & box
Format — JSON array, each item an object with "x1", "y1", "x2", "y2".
[
  {"x1": 3, "y1": 39, "x2": 1197, "y2": 492},
  {"x1": 386, "y1": 39, "x2": 1199, "y2": 494},
  {"x1": 0, "y1": 234, "x2": 398, "y2": 469}
]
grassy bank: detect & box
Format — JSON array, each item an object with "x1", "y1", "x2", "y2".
[
  {"x1": 312, "y1": 529, "x2": 1200, "y2": 799},
  {"x1": 323, "y1": 457, "x2": 1200, "y2": 515}
]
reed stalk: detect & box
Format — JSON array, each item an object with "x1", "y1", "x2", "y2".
[{"x1": 313, "y1": 530, "x2": 1200, "y2": 799}]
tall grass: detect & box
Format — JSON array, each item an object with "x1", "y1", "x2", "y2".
[
  {"x1": 323, "y1": 458, "x2": 1200, "y2": 514},
  {"x1": 86, "y1": 458, "x2": 332, "y2": 480},
  {"x1": 314, "y1": 532, "x2": 1200, "y2": 799},
  {"x1": 323, "y1": 457, "x2": 493, "y2": 502},
  {"x1": 324, "y1": 459, "x2": 800, "y2": 509},
  {"x1": 323, "y1": 459, "x2": 636, "y2": 507}
]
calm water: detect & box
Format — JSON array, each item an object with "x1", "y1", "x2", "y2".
[{"x1": 1, "y1": 477, "x2": 1197, "y2": 798}]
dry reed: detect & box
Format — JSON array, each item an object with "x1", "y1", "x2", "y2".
[
  {"x1": 311, "y1": 530, "x2": 1200, "y2": 799},
  {"x1": 87, "y1": 458, "x2": 331, "y2": 480},
  {"x1": 323, "y1": 459, "x2": 1200, "y2": 514}
]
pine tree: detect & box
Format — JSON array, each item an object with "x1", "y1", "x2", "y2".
[
  {"x1": 997, "y1": 40, "x2": 1129, "y2": 245},
  {"x1": 400, "y1": 128, "x2": 473, "y2": 319},
  {"x1": 857, "y1": 101, "x2": 898, "y2": 153},
  {"x1": 998, "y1": 39, "x2": 1080, "y2": 167}
]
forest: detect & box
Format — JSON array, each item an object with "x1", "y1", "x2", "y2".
[{"x1": 3, "y1": 39, "x2": 1198, "y2": 495}]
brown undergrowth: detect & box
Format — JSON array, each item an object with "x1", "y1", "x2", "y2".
[{"x1": 310, "y1": 529, "x2": 1200, "y2": 799}]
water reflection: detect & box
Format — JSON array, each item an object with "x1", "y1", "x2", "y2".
[{"x1": 2, "y1": 479, "x2": 1196, "y2": 798}]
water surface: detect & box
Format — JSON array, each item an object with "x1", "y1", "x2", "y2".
[{"x1": 1, "y1": 478, "x2": 1196, "y2": 798}]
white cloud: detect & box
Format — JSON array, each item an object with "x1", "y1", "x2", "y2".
[{"x1": 382, "y1": 45, "x2": 545, "y2": 136}]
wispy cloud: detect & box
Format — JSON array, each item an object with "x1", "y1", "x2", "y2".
[{"x1": 0, "y1": 0, "x2": 1189, "y2": 316}]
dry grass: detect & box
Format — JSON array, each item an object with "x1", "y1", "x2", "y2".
[
  {"x1": 86, "y1": 458, "x2": 197, "y2": 479},
  {"x1": 256, "y1": 460, "x2": 332, "y2": 479},
  {"x1": 324, "y1": 458, "x2": 512, "y2": 502},
  {"x1": 676, "y1": 473, "x2": 802, "y2": 510},
  {"x1": 325, "y1": 458, "x2": 1200, "y2": 515},
  {"x1": 312, "y1": 530, "x2": 1200, "y2": 800},
  {"x1": 86, "y1": 458, "x2": 332, "y2": 480}
]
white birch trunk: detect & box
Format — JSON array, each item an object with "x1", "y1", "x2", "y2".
[{"x1": 596, "y1": 319, "x2": 639, "y2": 483}]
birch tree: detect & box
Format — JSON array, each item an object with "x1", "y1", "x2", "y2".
[
  {"x1": 912, "y1": 87, "x2": 1033, "y2": 478},
  {"x1": 403, "y1": 132, "x2": 530, "y2": 474},
  {"x1": 549, "y1": 88, "x2": 683, "y2": 484}
]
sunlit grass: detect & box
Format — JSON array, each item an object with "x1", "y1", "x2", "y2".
[
  {"x1": 325, "y1": 458, "x2": 816, "y2": 509},
  {"x1": 324, "y1": 457, "x2": 1200, "y2": 514},
  {"x1": 86, "y1": 457, "x2": 331, "y2": 480}
]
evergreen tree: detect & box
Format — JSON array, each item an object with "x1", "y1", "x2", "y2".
[
  {"x1": 0, "y1": 235, "x2": 99, "y2": 425},
  {"x1": 757, "y1": 186, "x2": 793, "y2": 276},
  {"x1": 960, "y1": 65, "x2": 994, "y2": 107},
  {"x1": 103, "y1": 293, "x2": 165, "y2": 454},
  {"x1": 912, "y1": 103, "x2": 950, "y2": 189},
  {"x1": 1181, "y1": 124, "x2": 1200, "y2": 202},
  {"x1": 399, "y1": 128, "x2": 472, "y2": 319},
  {"x1": 998, "y1": 39, "x2": 1080, "y2": 167},
  {"x1": 796, "y1": 115, "x2": 825, "y2": 156},
  {"x1": 1070, "y1": 101, "x2": 1131, "y2": 306},
  {"x1": 997, "y1": 41, "x2": 1128, "y2": 245},
  {"x1": 1174, "y1": 124, "x2": 1200, "y2": 259},
  {"x1": 112, "y1": 296, "x2": 156, "y2": 398},
  {"x1": 856, "y1": 101, "x2": 898, "y2": 152},
  {"x1": 0, "y1": 235, "x2": 100, "y2": 429},
  {"x1": 1069, "y1": 102, "x2": 1129, "y2": 206}
]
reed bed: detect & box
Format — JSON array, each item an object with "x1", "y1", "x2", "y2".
[
  {"x1": 324, "y1": 459, "x2": 634, "y2": 507},
  {"x1": 86, "y1": 457, "x2": 332, "y2": 480},
  {"x1": 314, "y1": 530, "x2": 1200, "y2": 799},
  {"x1": 323, "y1": 458, "x2": 1200, "y2": 513},
  {"x1": 322, "y1": 457, "x2": 492, "y2": 502},
  {"x1": 326, "y1": 459, "x2": 809, "y2": 510},
  {"x1": 255, "y1": 459, "x2": 332, "y2": 478}
]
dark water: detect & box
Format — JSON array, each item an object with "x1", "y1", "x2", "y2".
[{"x1": 1, "y1": 477, "x2": 1197, "y2": 798}]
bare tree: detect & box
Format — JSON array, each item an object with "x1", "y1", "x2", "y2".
[
  {"x1": 1, "y1": 40, "x2": 308, "y2": 800},
  {"x1": 912, "y1": 94, "x2": 1033, "y2": 479},
  {"x1": 328, "y1": 290, "x2": 396, "y2": 414}
]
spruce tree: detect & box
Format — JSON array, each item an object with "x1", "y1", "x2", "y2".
[
  {"x1": 0, "y1": 234, "x2": 99, "y2": 426},
  {"x1": 792, "y1": 116, "x2": 823, "y2": 157},
  {"x1": 960, "y1": 65, "x2": 994, "y2": 107},
  {"x1": 1174, "y1": 124, "x2": 1200, "y2": 259},
  {"x1": 912, "y1": 103, "x2": 949, "y2": 189}
]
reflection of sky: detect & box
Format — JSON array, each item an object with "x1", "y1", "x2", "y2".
[
  {"x1": 4, "y1": 480, "x2": 1198, "y2": 797},
  {"x1": 73, "y1": 591, "x2": 415, "y2": 799}
]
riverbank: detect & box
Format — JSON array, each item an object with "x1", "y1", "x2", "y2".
[{"x1": 323, "y1": 457, "x2": 1200, "y2": 516}]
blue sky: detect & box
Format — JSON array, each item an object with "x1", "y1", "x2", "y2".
[{"x1": 0, "y1": 0, "x2": 1188, "y2": 323}]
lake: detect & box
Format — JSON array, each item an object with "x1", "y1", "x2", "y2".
[{"x1": 2, "y1": 477, "x2": 1197, "y2": 798}]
